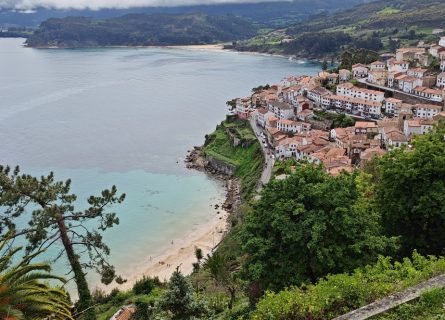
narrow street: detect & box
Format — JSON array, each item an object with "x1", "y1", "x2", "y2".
[{"x1": 249, "y1": 112, "x2": 274, "y2": 192}]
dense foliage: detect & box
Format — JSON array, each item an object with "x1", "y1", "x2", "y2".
[
  {"x1": 252, "y1": 252, "x2": 445, "y2": 320},
  {"x1": 26, "y1": 13, "x2": 258, "y2": 48},
  {"x1": 0, "y1": 242, "x2": 72, "y2": 319},
  {"x1": 374, "y1": 122, "x2": 445, "y2": 257},
  {"x1": 158, "y1": 269, "x2": 210, "y2": 319},
  {"x1": 241, "y1": 166, "x2": 398, "y2": 292}
]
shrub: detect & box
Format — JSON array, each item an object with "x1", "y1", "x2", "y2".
[
  {"x1": 133, "y1": 276, "x2": 160, "y2": 295},
  {"x1": 252, "y1": 252, "x2": 445, "y2": 320}
]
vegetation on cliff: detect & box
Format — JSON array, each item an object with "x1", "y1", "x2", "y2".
[
  {"x1": 203, "y1": 117, "x2": 264, "y2": 199},
  {"x1": 232, "y1": 0, "x2": 445, "y2": 58},
  {"x1": 26, "y1": 13, "x2": 258, "y2": 48}
]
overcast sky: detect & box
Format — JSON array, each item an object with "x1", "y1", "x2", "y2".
[{"x1": 0, "y1": 0, "x2": 278, "y2": 10}]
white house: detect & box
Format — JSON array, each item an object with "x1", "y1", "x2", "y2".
[
  {"x1": 336, "y1": 83, "x2": 385, "y2": 102},
  {"x1": 276, "y1": 119, "x2": 303, "y2": 134},
  {"x1": 439, "y1": 36, "x2": 445, "y2": 47},
  {"x1": 388, "y1": 60, "x2": 410, "y2": 73},
  {"x1": 441, "y1": 60, "x2": 445, "y2": 72},
  {"x1": 429, "y1": 45, "x2": 443, "y2": 58},
  {"x1": 235, "y1": 97, "x2": 252, "y2": 119},
  {"x1": 407, "y1": 68, "x2": 428, "y2": 79},
  {"x1": 369, "y1": 61, "x2": 386, "y2": 71},
  {"x1": 412, "y1": 87, "x2": 443, "y2": 102},
  {"x1": 307, "y1": 86, "x2": 331, "y2": 106},
  {"x1": 437, "y1": 73, "x2": 445, "y2": 88},
  {"x1": 415, "y1": 103, "x2": 443, "y2": 118},
  {"x1": 256, "y1": 107, "x2": 275, "y2": 128},
  {"x1": 403, "y1": 118, "x2": 434, "y2": 137},
  {"x1": 384, "y1": 98, "x2": 403, "y2": 115},
  {"x1": 386, "y1": 130, "x2": 408, "y2": 148},
  {"x1": 267, "y1": 101, "x2": 295, "y2": 120},
  {"x1": 397, "y1": 76, "x2": 421, "y2": 93},
  {"x1": 352, "y1": 64, "x2": 369, "y2": 78},
  {"x1": 338, "y1": 69, "x2": 351, "y2": 83}
]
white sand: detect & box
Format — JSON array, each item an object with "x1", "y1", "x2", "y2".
[{"x1": 113, "y1": 210, "x2": 228, "y2": 291}]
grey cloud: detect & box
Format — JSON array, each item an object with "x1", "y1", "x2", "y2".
[{"x1": 0, "y1": 0, "x2": 277, "y2": 10}]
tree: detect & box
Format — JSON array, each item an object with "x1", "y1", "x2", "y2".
[
  {"x1": 203, "y1": 252, "x2": 240, "y2": 309},
  {"x1": 241, "y1": 165, "x2": 397, "y2": 291},
  {"x1": 0, "y1": 167, "x2": 126, "y2": 319},
  {"x1": 321, "y1": 60, "x2": 328, "y2": 70},
  {"x1": 374, "y1": 123, "x2": 445, "y2": 257},
  {"x1": 192, "y1": 247, "x2": 204, "y2": 272},
  {"x1": 159, "y1": 267, "x2": 209, "y2": 319},
  {"x1": 0, "y1": 241, "x2": 72, "y2": 319}
]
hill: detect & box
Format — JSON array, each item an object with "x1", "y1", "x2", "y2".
[
  {"x1": 0, "y1": 0, "x2": 372, "y2": 28},
  {"x1": 25, "y1": 13, "x2": 258, "y2": 48},
  {"x1": 232, "y1": 0, "x2": 445, "y2": 58}
]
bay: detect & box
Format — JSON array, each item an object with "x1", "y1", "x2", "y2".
[{"x1": 0, "y1": 38, "x2": 319, "y2": 291}]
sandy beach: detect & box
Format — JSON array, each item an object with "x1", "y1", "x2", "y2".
[
  {"x1": 114, "y1": 205, "x2": 229, "y2": 291},
  {"x1": 164, "y1": 44, "x2": 226, "y2": 51}
]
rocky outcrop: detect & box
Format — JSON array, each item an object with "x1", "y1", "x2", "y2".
[
  {"x1": 185, "y1": 146, "x2": 241, "y2": 214},
  {"x1": 205, "y1": 156, "x2": 237, "y2": 176}
]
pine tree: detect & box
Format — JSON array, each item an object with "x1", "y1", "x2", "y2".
[{"x1": 0, "y1": 167, "x2": 126, "y2": 319}]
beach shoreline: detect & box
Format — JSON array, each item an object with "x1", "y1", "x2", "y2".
[{"x1": 100, "y1": 151, "x2": 238, "y2": 292}]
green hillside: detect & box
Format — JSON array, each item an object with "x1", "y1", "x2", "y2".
[
  {"x1": 26, "y1": 13, "x2": 258, "y2": 48},
  {"x1": 232, "y1": 0, "x2": 445, "y2": 58}
]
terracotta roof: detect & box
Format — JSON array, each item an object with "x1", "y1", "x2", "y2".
[{"x1": 355, "y1": 121, "x2": 377, "y2": 129}]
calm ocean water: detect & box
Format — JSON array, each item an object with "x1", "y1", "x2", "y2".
[{"x1": 0, "y1": 38, "x2": 319, "y2": 290}]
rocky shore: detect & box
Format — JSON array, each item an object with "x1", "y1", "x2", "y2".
[{"x1": 185, "y1": 146, "x2": 241, "y2": 214}]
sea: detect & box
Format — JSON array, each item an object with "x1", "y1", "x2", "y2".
[{"x1": 0, "y1": 38, "x2": 319, "y2": 291}]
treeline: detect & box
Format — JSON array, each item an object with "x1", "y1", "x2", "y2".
[{"x1": 26, "y1": 13, "x2": 258, "y2": 48}]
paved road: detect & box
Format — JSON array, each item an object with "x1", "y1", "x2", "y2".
[{"x1": 249, "y1": 112, "x2": 274, "y2": 192}]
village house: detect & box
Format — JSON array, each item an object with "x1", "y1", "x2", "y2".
[
  {"x1": 369, "y1": 61, "x2": 386, "y2": 71},
  {"x1": 407, "y1": 68, "x2": 428, "y2": 79},
  {"x1": 403, "y1": 118, "x2": 435, "y2": 137},
  {"x1": 267, "y1": 101, "x2": 295, "y2": 120},
  {"x1": 256, "y1": 107, "x2": 275, "y2": 128},
  {"x1": 415, "y1": 103, "x2": 443, "y2": 118},
  {"x1": 367, "y1": 70, "x2": 387, "y2": 86},
  {"x1": 396, "y1": 47, "x2": 426, "y2": 61},
  {"x1": 276, "y1": 119, "x2": 310, "y2": 134},
  {"x1": 336, "y1": 83, "x2": 385, "y2": 102},
  {"x1": 338, "y1": 69, "x2": 351, "y2": 83},
  {"x1": 411, "y1": 87, "x2": 443, "y2": 102},
  {"x1": 235, "y1": 97, "x2": 252, "y2": 119},
  {"x1": 395, "y1": 75, "x2": 421, "y2": 93},
  {"x1": 360, "y1": 147, "x2": 386, "y2": 163},
  {"x1": 384, "y1": 97, "x2": 403, "y2": 116},
  {"x1": 280, "y1": 85, "x2": 304, "y2": 105},
  {"x1": 429, "y1": 45, "x2": 444, "y2": 58},
  {"x1": 415, "y1": 52, "x2": 433, "y2": 67},
  {"x1": 352, "y1": 63, "x2": 369, "y2": 78},
  {"x1": 388, "y1": 60, "x2": 410, "y2": 73},
  {"x1": 354, "y1": 121, "x2": 378, "y2": 136},
  {"x1": 385, "y1": 129, "x2": 408, "y2": 148},
  {"x1": 437, "y1": 72, "x2": 445, "y2": 88},
  {"x1": 307, "y1": 86, "x2": 331, "y2": 106},
  {"x1": 387, "y1": 72, "x2": 403, "y2": 88},
  {"x1": 296, "y1": 109, "x2": 315, "y2": 122},
  {"x1": 439, "y1": 36, "x2": 445, "y2": 47},
  {"x1": 327, "y1": 94, "x2": 382, "y2": 118},
  {"x1": 441, "y1": 60, "x2": 445, "y2": 72}
]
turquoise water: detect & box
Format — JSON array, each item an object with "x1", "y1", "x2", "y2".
[{"x1": 0, "y1": 38, "x2": 320, "y2": 290}]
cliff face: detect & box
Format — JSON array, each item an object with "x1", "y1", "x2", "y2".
[{"x1": 205, "y1": 156, "x2": 237, "y2": 176}]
